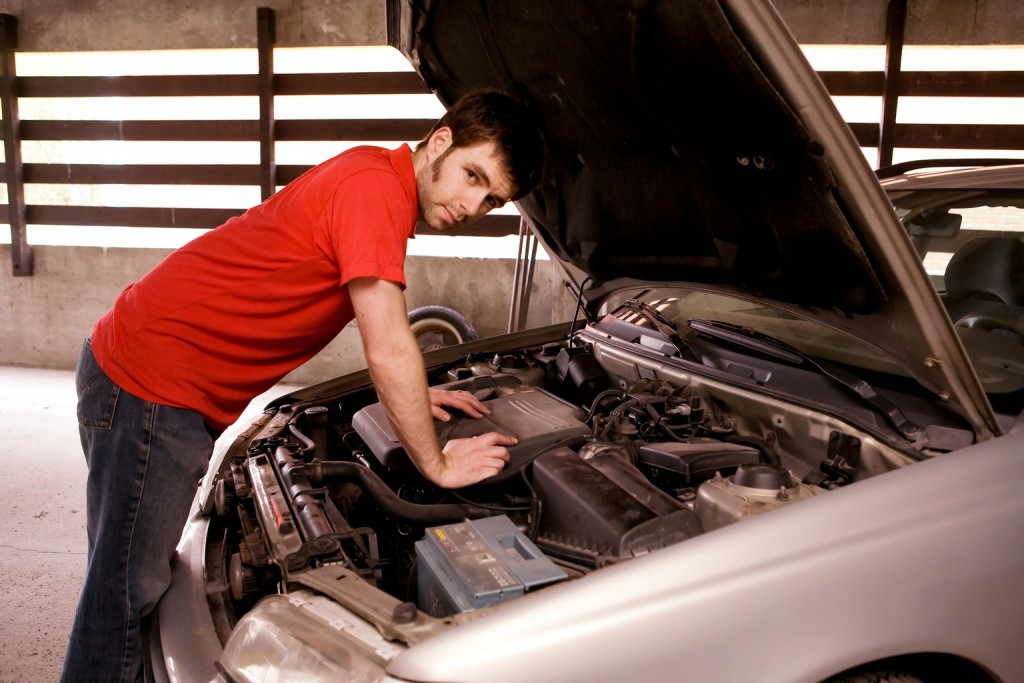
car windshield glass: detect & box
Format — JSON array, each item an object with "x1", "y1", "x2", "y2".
[
  {"x1": 886, "y1": 186, "x2": 1024, "y2": 402},
  {"x1": 601, "y1": 288, "x2": 905, "y2": 377},
  {"x1": 886, "y1": 188, "x2": 1024, "y2": 292}
]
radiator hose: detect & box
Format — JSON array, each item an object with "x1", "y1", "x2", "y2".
[{"x1": 306, "y1": 459, "x2": 493, "y2": 523}]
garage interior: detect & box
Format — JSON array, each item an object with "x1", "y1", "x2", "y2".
[{"x1": 0, "y1": 1, "x2": 1021, "y2": 680}]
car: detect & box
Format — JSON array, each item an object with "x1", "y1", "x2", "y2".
[{"x1": 147, "y1": 2, "x2": 1024, "y2": 682}]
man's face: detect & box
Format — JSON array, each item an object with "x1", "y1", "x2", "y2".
[{"x1": 417, "y1": 131, "x2": 516, "y2": 233}]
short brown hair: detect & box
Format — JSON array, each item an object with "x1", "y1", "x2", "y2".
[{"x1": 419, "y1": 89, "x2": 544, "y2": 200}]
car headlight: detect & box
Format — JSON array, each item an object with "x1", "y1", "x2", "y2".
[{"x1": 219, "y1": 592, "x2": 402, "y2": 683}]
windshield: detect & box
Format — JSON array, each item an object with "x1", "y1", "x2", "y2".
[
  {"x1": 602, "y1": 288, "x2": 905, "y2": 377},
  {"x1": 886, "y1": 188, "x2": 1024, "y2": 291}
]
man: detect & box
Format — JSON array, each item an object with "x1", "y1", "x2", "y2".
[{"x1": 62, "y1": 89, "x2": 545, "y2": 682}]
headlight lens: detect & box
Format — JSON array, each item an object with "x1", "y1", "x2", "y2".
[{"x1": 219, "y1": 594, "x2": 393, "y2": 683}]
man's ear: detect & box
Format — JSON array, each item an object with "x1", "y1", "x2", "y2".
[{"x1": 427, "y1": 126, "x2": 453, "y2": 159}]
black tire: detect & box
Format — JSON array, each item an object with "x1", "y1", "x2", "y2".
[
  {"x1": 408, "y1": 305, "x2": 478, "y2": 353},
  {"x1": 825, "y1": 667, "x2": 925, "y2": 683}
]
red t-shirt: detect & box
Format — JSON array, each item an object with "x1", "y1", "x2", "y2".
[{"x1": 90, "y1": 144, "x2": 419, "y2": 430}]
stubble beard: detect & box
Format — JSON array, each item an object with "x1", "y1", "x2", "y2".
[{"x1": 423, "y1": 147, "x2": 455, "y2": 230}]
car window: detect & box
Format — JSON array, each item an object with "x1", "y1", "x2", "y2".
[
  {"x1": 887, "y1": 189, "x2": 1024, "y2": 292},
  {"x1": 887, "y1": 186, "x2": 1024, "y2": 405}
]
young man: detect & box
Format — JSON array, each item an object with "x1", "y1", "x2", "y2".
[{"x1": 61, "y1": 89, "x2": 545, "y2": 682}]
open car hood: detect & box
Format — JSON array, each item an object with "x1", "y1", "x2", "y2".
[{"x1": 386, "y1": 0, "x2": 1000, "y2": 439}]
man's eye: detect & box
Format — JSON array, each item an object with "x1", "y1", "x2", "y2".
[
  {"x1": 486, "y1": 196, "x2": 498, "y2": 208},
  {"x1": 467, "y1": 170, "x2": 477, "y2": 180}
]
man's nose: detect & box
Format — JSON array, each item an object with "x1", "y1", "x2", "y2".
[{"x1": 467, "y1": 190, "x2": 491, "y2": 218}]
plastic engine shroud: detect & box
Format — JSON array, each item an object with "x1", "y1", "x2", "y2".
[{"x1": 351, "y1": 375, "x2": 592, "y2": 473}]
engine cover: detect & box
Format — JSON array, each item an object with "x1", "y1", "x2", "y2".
[{"x1": 352, "y1": 375, "x2": 591, "y2": 474}]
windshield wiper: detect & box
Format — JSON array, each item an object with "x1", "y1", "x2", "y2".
[
  {"x1": 688, "y1": 319, "x2": 921, "y2": 440},
  {"x1": 620, "y1": 299, "x2": 700, "y2": 362}
]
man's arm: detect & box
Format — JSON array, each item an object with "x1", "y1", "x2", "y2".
[{"x1": 347, "y1": 277, "x2": 514, "y2": 488}]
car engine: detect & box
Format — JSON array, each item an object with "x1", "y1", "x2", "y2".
[{"x1": 204, "y1": 336, "x2": 848, "y2": 636}]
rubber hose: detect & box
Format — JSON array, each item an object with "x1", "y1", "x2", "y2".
[{"x1": 307, "y1": 460, "x2": 492, "y2": 523}]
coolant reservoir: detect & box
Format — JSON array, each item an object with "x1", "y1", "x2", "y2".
[{"x1": 694, "y1": 463, "x2": 824, "y2": 532}]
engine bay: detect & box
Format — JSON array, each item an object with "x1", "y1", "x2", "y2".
[{"x1": 203, "y1": 330, "x2": 913, "y2": 639}]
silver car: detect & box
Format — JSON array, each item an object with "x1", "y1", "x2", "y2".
[{"x1": 149, "y1": 1, "x2": 1024, "y2": 681}]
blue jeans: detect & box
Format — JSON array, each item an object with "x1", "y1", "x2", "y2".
[{"x1": 61, "y1": 339, "x2": 215, "y2": 683}]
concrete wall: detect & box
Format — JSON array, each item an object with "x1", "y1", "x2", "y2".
[
  {"x1": 0, "y1": 0, "x2": 387, "y2": 51},
  {"x1": 0, "y1": 0, "x2": 1021, "y2": 50},
  {"x1": 0, "y1": 244, "x2": 576, "y2": 385}
]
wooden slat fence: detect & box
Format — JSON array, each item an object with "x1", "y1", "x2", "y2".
[{"x1": 2, "y1": 6, "x2": 1023, "y2": 276}]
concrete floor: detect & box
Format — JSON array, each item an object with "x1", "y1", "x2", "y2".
[{"x1": 0, "y1": 365, "x2": 298, "y2": 683}]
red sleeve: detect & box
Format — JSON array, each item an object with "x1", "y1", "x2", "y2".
[{"x1": 326, "y1": 168, "x2": 415, "y2": 289}]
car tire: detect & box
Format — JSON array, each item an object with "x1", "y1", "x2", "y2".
[
  {"x1": 408, "y1": 305, "x2": 478, "y2": 353},
  {"x1": 824, "y1": 667, "x2": 925, "y2": 683}
]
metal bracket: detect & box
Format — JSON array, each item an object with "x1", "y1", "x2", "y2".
[
  {"x1": 507, "y1": 217, "x2": 538, "y2": 333},
  {"x1": 818, "y1": 431, "x2": 861, "y2": 488}
]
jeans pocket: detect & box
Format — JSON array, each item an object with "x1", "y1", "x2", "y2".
[{"x1": 76, "y1": 339, "x2": 120, "y2": 430}]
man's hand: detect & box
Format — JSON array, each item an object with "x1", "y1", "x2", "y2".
[
  {"x1": 429, "y1": 387, "x2": 490, "y2": 422},
  {"x1": 427, "y1": 432, "x2": 517, "y2": 489},
  {"x1": 349, "y1": 277, "x2": 509, "y2": 489}
]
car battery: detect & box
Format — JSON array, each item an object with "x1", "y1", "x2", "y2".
[{"x1": 416, "y1": 515, "x2": 567, "y2": 617}]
